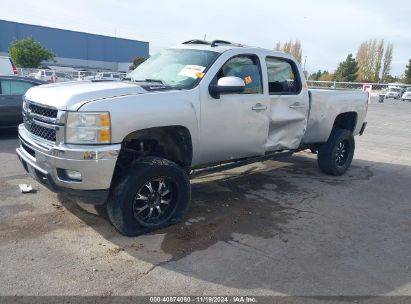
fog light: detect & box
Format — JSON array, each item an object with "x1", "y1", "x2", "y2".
[{"x1": 65, "y1": 170, "x2": 82, "y2": 181}]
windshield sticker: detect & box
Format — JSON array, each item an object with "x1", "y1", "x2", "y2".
[
  {"x1": 178, "y1": 65, "x2": 206, "y2": 79},
  {"x1": 244, "y1": 76, "x2": 253, "y2": 84}
]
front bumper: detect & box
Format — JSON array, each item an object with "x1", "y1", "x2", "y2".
[{"x1": 16, "y1": 124, "x2": 121, "y2": 204}]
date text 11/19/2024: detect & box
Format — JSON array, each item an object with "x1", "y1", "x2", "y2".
[{"x1": 149, "y1": 296, "x2": 257, "y2": 303}]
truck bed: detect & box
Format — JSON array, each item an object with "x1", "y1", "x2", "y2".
[{"x1": 302, "y1": 89, "x2": 368, "y2": 144}]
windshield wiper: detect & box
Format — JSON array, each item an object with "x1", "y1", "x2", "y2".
[
  {"x1": 144, "y1": 78, "x2": 165, "y2": 84},
  {"x1": 133, "y1": 78, "x2": 166, "y2": 85}
]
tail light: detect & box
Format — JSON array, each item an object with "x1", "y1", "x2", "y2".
[{"x1": 10, "y1": 59, "x2": 18, "y2": 75}]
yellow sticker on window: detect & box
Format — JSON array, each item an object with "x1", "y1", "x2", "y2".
[
  {"x1": 244, "y1": 76, "x2": 252, "y2": 84},
  {"x1": 195, "y1": 72, "x2": 205, "y2": 78}
]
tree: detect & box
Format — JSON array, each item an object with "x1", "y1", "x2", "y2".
[
  {"x1": 384, "y1": 75, "x2": 400, "y2": 83},
  {"x1": 275, "y1": 39, "x2": 302, "y2": 63},
  {"x1": 356, "y1": 39, "x2": 391, "y2": 82},
  {"x1": 9, "y1": 37, "x2": 54, "y2": 68},
  {"x1": 404, "y1": 59, "x2": 411, "y2": 84},
  {"x1": 309, "y1": 70, "x2": 324, "y2": 81},
  {"x1": 319, "y1": 71, "x2": 334, "y2": 81},
  {"x1": 373, "y1": 40, "x2": 384, "y2": 82},
  {"x1": 334, "y1": 54, "x2": 359, "y2": 82},
  {"x1": 128, "y1": 56, "x2": 146, "y2": 71},
  {"x1": 357, "y1": 39, "x2": 376, "y2": 82},
  {"x1": 381, "y1": 43, "x2": 393, "y2": 83}
]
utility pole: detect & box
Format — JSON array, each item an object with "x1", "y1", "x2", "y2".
[{"x1": 303, "y1": 56, "x2": 307, "y2": 72}]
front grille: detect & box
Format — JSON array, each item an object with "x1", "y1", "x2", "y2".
[
  {"x1": 24, "y1": 100, "x2": 60, "y2": 143},
  {"x1": 25, "y1": 121, "x2": 56, "y2": 142},
  {"x1": 29, "y1": 103, "x2": 58, "y2": 118}
]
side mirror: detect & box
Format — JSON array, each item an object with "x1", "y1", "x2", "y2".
[{"x1": 209, "y1": 76, "x2": 245, "y2": 98}]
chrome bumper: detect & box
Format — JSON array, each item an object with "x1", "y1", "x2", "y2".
[{"x1": 16, "y1": 124, "x2": 121, "y2": 204}]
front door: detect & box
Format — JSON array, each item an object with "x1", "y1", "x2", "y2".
[
  {"x1": 199, "y1": 54, "x2": 270, "y2": 164},
  {"x1": 265, "y1": 56, "x2": 309, "y2": 151}
]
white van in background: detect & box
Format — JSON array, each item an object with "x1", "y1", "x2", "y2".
[
  {"x1": 34, "y1": 69, "x2": 73, "y2": 82},
  {"x1": 93, "y1": 72, "x2": 123, "y2": 81},
  {"x1": 0, "y1": 56, "x2": 18, "y2": 75}
]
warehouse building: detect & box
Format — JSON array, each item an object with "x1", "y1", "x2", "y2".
[{"x1": 0, "y1": 19, "x2": 149, "y2": 72}]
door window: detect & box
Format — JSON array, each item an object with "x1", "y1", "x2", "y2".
[
  {"x1": 0, "y1": 80, "x2": 11, "y2": 95},
  {"x1": 217, "y1": 55, "x2": 262, "y2": 94},
  {"x1": 266, "y1": 57, "x2": 300, "y2": 94},
  {"x1": 10, "y1": 80, "x2": 35, "y2": 95}
]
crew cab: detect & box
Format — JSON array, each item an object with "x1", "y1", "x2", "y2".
[{"x1": 16, "y1": 39, "x2": 368, "y2": 236}]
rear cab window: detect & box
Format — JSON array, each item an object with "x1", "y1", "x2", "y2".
[
  {"x1": 266, "y1": 57, "x2": 301, "y2": 95},
  {"x1": 10, "y1": 80, "x2": 35, "y2": 94},
  {"x1": 0, "y1": 80, "x2": 34, "y2": 95}
]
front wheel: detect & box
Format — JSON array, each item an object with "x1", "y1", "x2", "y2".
[
  {"x1": 107, "y1": 157, "x2": 191, "y2": 236},
  {"x1": 317, "y1": 128, "x2": 355, "y2": 176}
]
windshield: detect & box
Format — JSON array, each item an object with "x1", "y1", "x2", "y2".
[
  {"x1": 406, "y1": 87, "x2": 411, "y2": 92},
  {"x1": 390, "y1": 88, "x2": 400, "y2": 92},
  {"x1": 127, "y1": 49, "x2": 219, "y2": 89}
]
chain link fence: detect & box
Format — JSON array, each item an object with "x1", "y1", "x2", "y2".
[{"x1": 306, "y1": 80, "x2": 395, "y2": 94}]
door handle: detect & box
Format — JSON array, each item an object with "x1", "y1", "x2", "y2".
[
  {"x1": 289, "y1": 103, "x2": 305, "y2": 109},
  {"x1": 251, "y1": 104, "x2": 267, "y2": 111}
]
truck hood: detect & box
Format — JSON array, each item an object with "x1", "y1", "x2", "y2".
[{"x1": 24, "y1": 80, "x2": 147, "y2": 110}]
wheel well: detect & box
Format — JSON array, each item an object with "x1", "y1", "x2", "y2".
[
  {"x1": 114, "y1": 126, "x2": 193, "y2": 179},
  {"x1": 333, "y1": 112, "x2": 357, "y2": 132}
]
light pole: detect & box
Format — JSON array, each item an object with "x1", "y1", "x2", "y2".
[{"x1": 303, "y1": 56, "x2": 307, "y2": 72}]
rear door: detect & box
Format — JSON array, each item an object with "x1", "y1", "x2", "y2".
[{"x1": 265, "y1": 56, "x2": 309, "y2": 151}]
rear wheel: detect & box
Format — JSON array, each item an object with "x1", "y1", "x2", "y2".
[
  {"x1": 107, "y1": 157, "x2": 191, "y2": 236},
  {"x1": 317, "y1": 128, "x2": 355, "y2": 176}
]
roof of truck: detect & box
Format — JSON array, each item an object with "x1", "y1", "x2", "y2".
[{"x1": 170, "y1": 39, "x2": 291, "y2": 58}]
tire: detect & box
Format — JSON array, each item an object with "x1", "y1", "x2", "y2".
[
  {"x1": 107, "y1": 156, "x2": 191, "y2": 236},
  {"x1": 317, "y1": 128, "x2": 355, "y2": 176}
]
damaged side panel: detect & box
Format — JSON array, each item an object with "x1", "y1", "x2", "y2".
[{"x1": 265, "y1": 94, "x2": 309, "y2": 151}]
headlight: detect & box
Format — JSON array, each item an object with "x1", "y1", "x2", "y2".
[
  {"x1": 22, "y1": 98, "x2": 28, "y2": 112},
  {"x1": 66, "y1": 112, "x2": 111, "y2": 144}
]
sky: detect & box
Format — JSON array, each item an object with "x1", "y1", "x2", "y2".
[{"x1": 0, "y1": 0, "x2": 410, "y2": 76}]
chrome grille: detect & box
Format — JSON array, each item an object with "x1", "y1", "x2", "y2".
[
  {"x1": 28, "y1": 103, "x2": 58, "y2": 118},
  {"x1": 24, "y1": 121, "x2": 56, "y2": 142},
  {"x1": 23, "y1": 100, "x2": 61, "y2": 143}
]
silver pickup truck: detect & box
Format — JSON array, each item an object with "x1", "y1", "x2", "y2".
[{"x1": 16, "y1": 39, "x2": 368, "y2": 236}]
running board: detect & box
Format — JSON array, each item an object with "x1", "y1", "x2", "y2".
[{"x1": 190, "y1": 151, "x2": 294, "y2": 178}]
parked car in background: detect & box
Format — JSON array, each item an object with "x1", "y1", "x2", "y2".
[
  {"x1": 0, "y1": 56, "x2": 18, "y2": 75},
  {"x1": 385, "y1": 87, "x2": 402, "y2": 99},
  {"x1": 401, "y1": 87, "x2": 411, "y2": 101},
  {"x1": 34, "y1": 70, "x2": 73, "y2": 83},
  {"x1": 0, "y1": 76, "x2": 46, "y2": 128}
]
